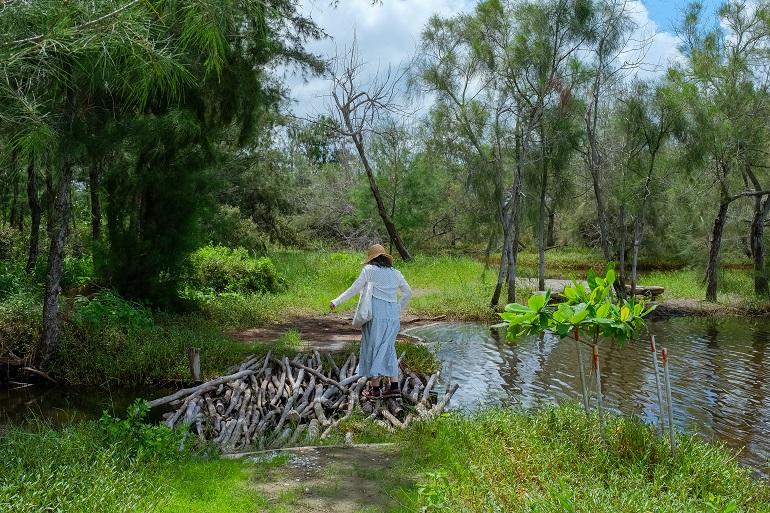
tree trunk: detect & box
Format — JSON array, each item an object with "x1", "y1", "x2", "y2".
[
  {"x1": 351, "y1": 135, "x2": 411, "y2": 261},
  {"x1": 506, "y1": 167, "x2": 523, "y2": 304},
  {"x1": 491, "y1": 213, "x2": 510, "y2": 308},
  {"x1": 546, "y1": 207, "x2": 556, "y2": 248},
  {"x1": 26, "y1": 162, "x2": 41, "y2": 274},
  {"x1": 706, "y1": 197, "x2": 730, "y2": 302},
  {"x1": 507, "y1": 205, "x2": 521, "y2": 304},
  {"x1": 750, "y1": 196, "x2": 770, "y2": 296},
  {"x1": 41, "y1": 163, "x2": 73, "y2": 363},
  {"x1": 537, "y1": 141, "x2": 548, "y2": 292},
  {"x1": 589, "y1": 161, "x2": 610, "y2": 261},
  {"x1": 617, "y1": 204, "x2": 627, "y2": 299},
  {"x1": 89, "y1": 159, "x2": 102, "y2": 241}
]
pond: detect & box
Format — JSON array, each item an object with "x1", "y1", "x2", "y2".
[
  {"x1": 405, "y1": 317, "x2": 770, "y2": 475},
  {"x1": 0, "y1": 384, "x2": 169, "y2": 425}
]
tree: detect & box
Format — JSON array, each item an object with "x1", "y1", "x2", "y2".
[
  {"x1": 578, "y1": 0, "x2": 641, "y2": 264},
  {"x1": 329, "y1": 42, "x2": 413, "y2": 261},
  {"x1": 0, "y1": 0, "x2": 323, "y2": 359},
  {"x1": 616, "y1": 82, "x2": 680, "y2": 295},
  {"x1": 671, "y1": 0, "x2": 770, "y2": 301}
]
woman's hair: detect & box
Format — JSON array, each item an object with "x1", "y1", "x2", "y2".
[{"x1": 368, "y1": 255, "x2": 393, "y2": 268}]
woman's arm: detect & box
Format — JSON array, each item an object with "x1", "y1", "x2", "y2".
[
  {"x1": 331, "y1": 267, "x2": 368, "y2": 308},
  {"x1": 397, "y1": 271, "x2": 412, "y2": 310}
]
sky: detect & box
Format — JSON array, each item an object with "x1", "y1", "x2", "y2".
[{"x1": 284, "y1": 0, "x2": 723, "y2": 117}]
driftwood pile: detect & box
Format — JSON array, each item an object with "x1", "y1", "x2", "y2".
[{"x1": 148, "y1": 351, "x2": 458, "y2": 452}]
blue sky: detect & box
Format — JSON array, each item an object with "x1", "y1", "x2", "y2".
[{"x1": 644, "y1": 0, "x2": 721, "y2": 31}]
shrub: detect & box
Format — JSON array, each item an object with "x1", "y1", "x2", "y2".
[
  {"x1": 203, "y1": 205, "x2": 269, "y2": 254},
  {"x1": 0, "y1": 289, "x2": 41, "y2": 356},
  {"x1": 185, "y1": 245, "x2": 281, "y2": 294},
  {"x1": 73, "y1": 290, "x2": 154, "y2": 333},
  {"x1": 100, "y1": 400, "x2": 192, "y2": 462},
  {"x1": 0, "y1": 224, "x2": 24, "y2": 260},
  {"x1": 0, "y1": 260, "x2": 24, "y2": 299},
  {"x1": 62, "y1": 255, "x2": 97, "y2": 289}
]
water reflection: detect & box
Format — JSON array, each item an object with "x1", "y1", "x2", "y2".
[
  {"x1": 0, "y1": 385, "x2": 168, "y2": 425},
  {"x1": 406, "y1": 318, "x2": 770, "y2": 475}
]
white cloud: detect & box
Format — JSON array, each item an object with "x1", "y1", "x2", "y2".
[
  {"x1": 283, "y1": 0, "x2": 471, "y2": 118},
  {"x1": 625, "y1": 1, "x2": 683, "y2": 80},
  {"x1": 282, "y1": 0, "x2": 684, "y2": 117}
]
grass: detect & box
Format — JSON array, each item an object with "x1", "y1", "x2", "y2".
[
  {"x1": 393, "y1": 405, "x2": 770, "y2": 513},
  {"x1": 0, "y1": 420, "x2": 268, "y2": 513},
  {"x1": 2, "y1": 403, "x2": 769, "y2": 512}
]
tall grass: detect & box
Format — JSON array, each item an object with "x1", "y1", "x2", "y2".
[{"x1": 396, "y1": 405, "x2": 770, "y2": 513}]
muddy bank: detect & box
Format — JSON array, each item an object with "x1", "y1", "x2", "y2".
[{"x1": 229, "y1": 313, "x2": 445, "y2": 351}]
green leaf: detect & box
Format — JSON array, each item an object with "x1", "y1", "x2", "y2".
[
  {"x1": 505, "y1": 303, "x2": 533, "y2": 313},
  {"x1": 528, "y1": 293, "x2": 547, "y2": 312}
]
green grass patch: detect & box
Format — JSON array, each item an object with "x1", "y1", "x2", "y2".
[
  {"x1": 0, "y1": 420, "x2": 265, "y2": 513},
  {"x1": 638, "y1": 269, "x2": 764, "y2": 309},
  {"x1": 394, "y1": 405, "x2": 770, "y2": 512}
]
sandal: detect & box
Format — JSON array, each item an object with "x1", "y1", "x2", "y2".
[{"x1": 361, "y1": 386, "x2": 382, "y2": 399}]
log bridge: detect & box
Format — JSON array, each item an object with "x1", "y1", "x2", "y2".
[{"x1": 149, "y1": 350, "x2": 457, "y2": 453}]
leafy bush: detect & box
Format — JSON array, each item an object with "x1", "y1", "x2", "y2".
[
  {"x1": 185, "y1": 245, "x2": 281, "y2": 294},
  {"x1": 0, "y1": 260, "x2": 24, "y2": 299},
  {"x1": 0, "y1": 289, "x2": 41, "y2": 356},
  {"x1": 100, "y1": 400, "x2": 192, "y2": 462},
  {"x1": 51, "y1": 315, "x2": 254, "y2": 385},
  {"x1": 73, "y1": 290, "x2": 154, "y2": 333},
  {"x1": 203, "y1": 205, "x2": 269, "y2": 254},
  {"x1": 0, "y1": 224, "x2": 24, "y2": 260},
  {"x1": 62, "y1": 255, "x2": 97, "y2": 289}
]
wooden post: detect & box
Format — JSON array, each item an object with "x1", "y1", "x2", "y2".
[
  {"x1": 574, "y1": 328, "x2": 590, "y2": 415},
  {"x1": 650, "y1": 335, "x2": 666, "y2": 436},
  {"x1": 593, "y1": 343, "x2": 605, "y2": 443},
  {"x1": 188, "y1": 347, "x2": 201, "y2": 382},
  {"x1": 662, "y1": 347, "x2": 676, "y2": 457}
]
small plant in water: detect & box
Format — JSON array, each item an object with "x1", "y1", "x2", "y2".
[
  {"x1": 494, "y1": 264, "x2": 655, "y2": 345},
  {"x1": 494, "y1": 264, "x2": 657, "y2": 438}
]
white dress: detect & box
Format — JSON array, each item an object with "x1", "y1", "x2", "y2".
[{"x1": 332, "y1": 265, "x2": 412, "y2": 377}]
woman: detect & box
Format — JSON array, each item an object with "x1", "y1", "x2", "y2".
[{"x1": 330, "y1": 244, "x2": 412, "y2": 398}]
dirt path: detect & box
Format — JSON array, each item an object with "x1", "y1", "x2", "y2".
[
  {"x1": 250, "y1": 445, "x2": 409, "y2": 513},
  {"x1": 230, "y1": 314, "x2": 445, "y2": 351}
]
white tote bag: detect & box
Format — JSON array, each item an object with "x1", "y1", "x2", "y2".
[{"x1": 352, "y1": 281, "x2": 373, "y2": 328}]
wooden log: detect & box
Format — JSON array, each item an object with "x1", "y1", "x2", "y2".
[
  {"x1": 313, "y1": 399, "x2": 330, "y2": 426},
  {"x1": 421, "y1": 372, "x2": 439, "y2": 404},
  {"x1": 270, "y1": 370, "x2": 287, "y2": 407},
  {"x1": 187, "y1": 347, "x2": 202, "y2": 382},
  {"x1": 382, "y1": 409, "x2": 405, "y2": 429},
  {"x1": 305, "y1": 419, "x2": 320, "y2": 443},
  {"x1": 274, "y1": 396, "x2": 295, "y2": 432},
  {"x1": 421, "y1": 383, "x2": 459, "y2": 421},
  {"x1": 287, "y1": 423, "x2": 307, "y2": 447},
  {"x1": 324, "y1": 352, "x2": 339, "y2": 375},
  {"x1": 270, "y1": 427, "x2": 293, "y2": 449},
  {"x1": 148, "y1": 369, "x2": 256, "y2": 408}
]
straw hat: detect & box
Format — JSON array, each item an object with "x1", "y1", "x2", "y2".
[{"x1": 363, "y1": 244, "x2": 392, "y2": 264}]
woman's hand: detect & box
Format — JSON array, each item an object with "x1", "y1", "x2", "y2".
[{"x1": 329, "y1": 301, "x2": 336, "y2": 311}]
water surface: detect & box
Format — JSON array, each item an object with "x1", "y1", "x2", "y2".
[{"x1": 406, "y1": 317, "x2": 770, "y2": 475}]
